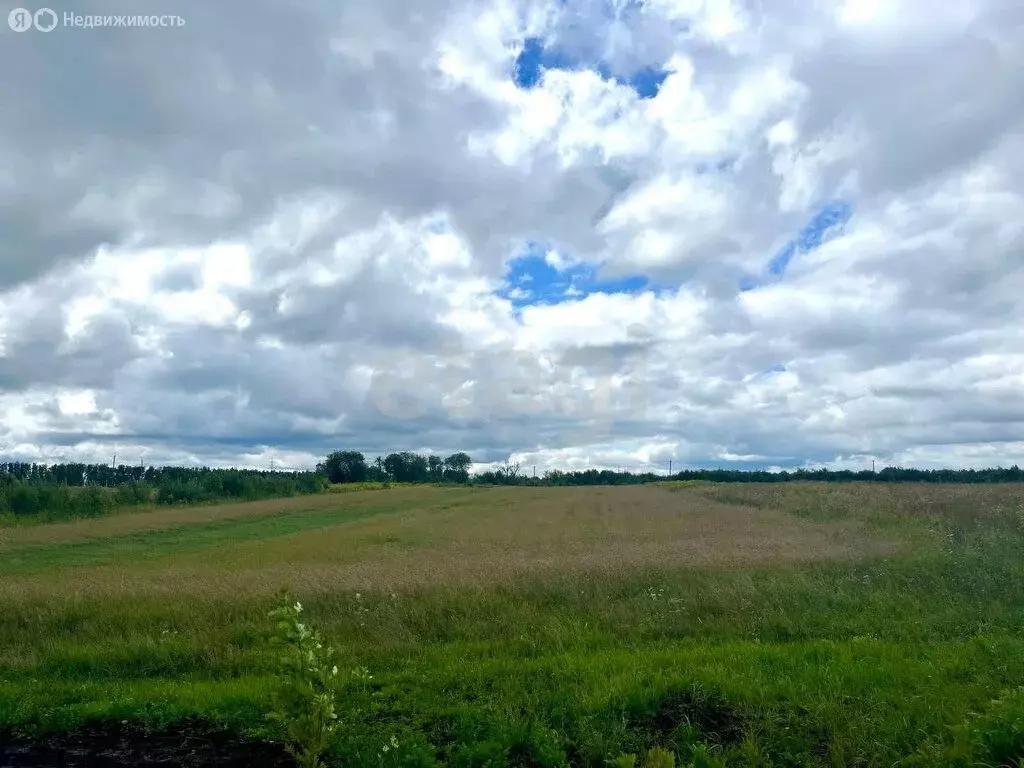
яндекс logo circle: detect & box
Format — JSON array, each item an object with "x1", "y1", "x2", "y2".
[
  {"x1": 8, "y1": 7, "x2": 58, "y2": 31},
  {"x1": 8, "y1": 7, "x2": 33, "y2": 31}
]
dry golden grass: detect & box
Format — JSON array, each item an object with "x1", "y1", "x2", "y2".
[
  {"x1": 0, "y1": 485, "x2": 897, "y2": 601},
  {"x1": 697, "y1": 481, "x2": 1024, "y2": 527}
]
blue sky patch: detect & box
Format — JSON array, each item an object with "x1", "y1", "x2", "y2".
[
  {"x1": 738, "y1": 275, "x2": 759, "y2": 292},
  {"x1": 628, "y1": 66, "x2": 669, "y2": 98},
  {"x1": 514, "y1": 37, "x2": 574, "y2": 89},
  {"x1": 497, "y1": 243, "x2": 656, "y2": 309},
  {"x1": 513, "y1": 35, "x2": 669, "y2": 99},
  {"x1": 768, "y1": 200, "x2": 852, "y2": 277},
  {"x1": 740, "y1": 363, "x2": 786, "y2": 382},
  {"x1": 741, "y1": 200, "x2": 853, "y2": 291}
]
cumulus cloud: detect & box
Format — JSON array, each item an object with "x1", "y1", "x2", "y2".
[{"x1": 0, "y1": 0, "x2": 1022, "y2": 472}]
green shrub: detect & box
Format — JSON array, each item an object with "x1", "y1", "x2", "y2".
[
  {"x1": 7, "y1": 484, "x2": 41, "y2": 516},
  {"x1": 74, "y1": 486, "x2": 110, "y2": 517},
  {"x1": 116, "y1": 481, "x2": 153, "y2": 506},
  {"x1": 267, "y1": 592, "x2": 340, "y2": 768}
]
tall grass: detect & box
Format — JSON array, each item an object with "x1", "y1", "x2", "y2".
[{"x1": 1, "y1": 483, "x2": 1022, "y2": 766}]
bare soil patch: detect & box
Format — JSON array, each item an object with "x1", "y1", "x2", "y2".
[{"x1": 0, "y1": 719, "x2": 292, "y2": 767}]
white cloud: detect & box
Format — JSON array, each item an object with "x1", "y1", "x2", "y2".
[
  {"x1": 0, "y1": 0, "x2": 1021, "y2": 470},
  {"x1": 57, "y1": 390, "x2": 98, "y2": 417}
]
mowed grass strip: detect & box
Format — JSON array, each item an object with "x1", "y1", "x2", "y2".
[
  {"x1": 0, "y1": 488, "x2": 480, "y2": 576},
  {"x1": 0, "y1": 486, "x2": 450, "y2": 551}
]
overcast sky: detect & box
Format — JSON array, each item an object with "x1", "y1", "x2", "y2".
[{"x1": 1, "y1": 0, "x2": 1022, "y2": 474}]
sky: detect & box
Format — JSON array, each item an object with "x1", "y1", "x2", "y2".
[{"x1": 0, "y1": 0, "x2": 1022, "y2": 475}]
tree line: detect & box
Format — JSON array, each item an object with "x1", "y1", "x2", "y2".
[
  {"x1": 670, "y1": 465, "x2": 1024, "y2": 484},
  {"x1": 321, "y1": 453, "x2": 1024, "y2": 486},
  {"x1": 318, "y1": 451, "x2": 473, "y2": 484},
  {"x1": 474, "y1": 464, "x2": 1024, "y2": 485},
  {"x1": 0, "y1": 462, "x2": 326, "y2": 520},
  {"x1": 3, "y1": 455, "x2": 1022, "y2": 521}
]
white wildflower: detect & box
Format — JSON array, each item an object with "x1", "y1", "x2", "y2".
[{"x1": 294, "y1": 601, "x2": 302, "y2": 613}]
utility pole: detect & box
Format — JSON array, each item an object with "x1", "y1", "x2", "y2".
[
  {"x1": 872, "y1": 459, "x2": 876, "y2": 474},
  {"x1": 669, "y1": 459, "x2": 672, "y2": 476},
  {"x1": 270, "y1": 457, "x2": 275, "y2": 473},
  {"x1": 533, "y1": 465, "x2": 536, "y2": 478}
]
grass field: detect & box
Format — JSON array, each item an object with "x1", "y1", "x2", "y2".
[{"x1": 2, "y1": 482, "x2": 1023, "y2": 766}]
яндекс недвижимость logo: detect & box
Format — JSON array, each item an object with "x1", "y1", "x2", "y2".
[
  {"x1": 8, "y1": 8, "x2": 184, "y2": 31},
  {"x1": 8, "y1": 7, "x2": 57, "y2": 31}
]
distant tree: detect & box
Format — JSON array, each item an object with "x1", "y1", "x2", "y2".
[
  {"x1": 380, "y1": 452, "x2": 430, "y2": 483},
  {"x1": 366, "y1": 456, "x2": 386, "y2": 482},
  {"x1": 382, "y1": 453, "x2": 404, "y2": 482},
  {"x1": 321, "y1": 451, "x2": 368, "y2": 484},
  {"x1": 403, "y1": 452, "x2": 429, "y2": 483},
  {"x1": 443, "y1": 452, "x2": 472, "y2": 483},
  {"x1": 427, "y1": 455, "x2": 443, "y2": 482},
  {"x1": 500, "y1": 461, "x2": 521, "y2": 481}
]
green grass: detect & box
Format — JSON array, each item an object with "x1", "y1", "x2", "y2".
[
  {"x1": 0, "y1": 496, "x2": 436, "y2": 575},
  {"x1": 2, "y1": 483, "x2": 1024, "y2": 766}
]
